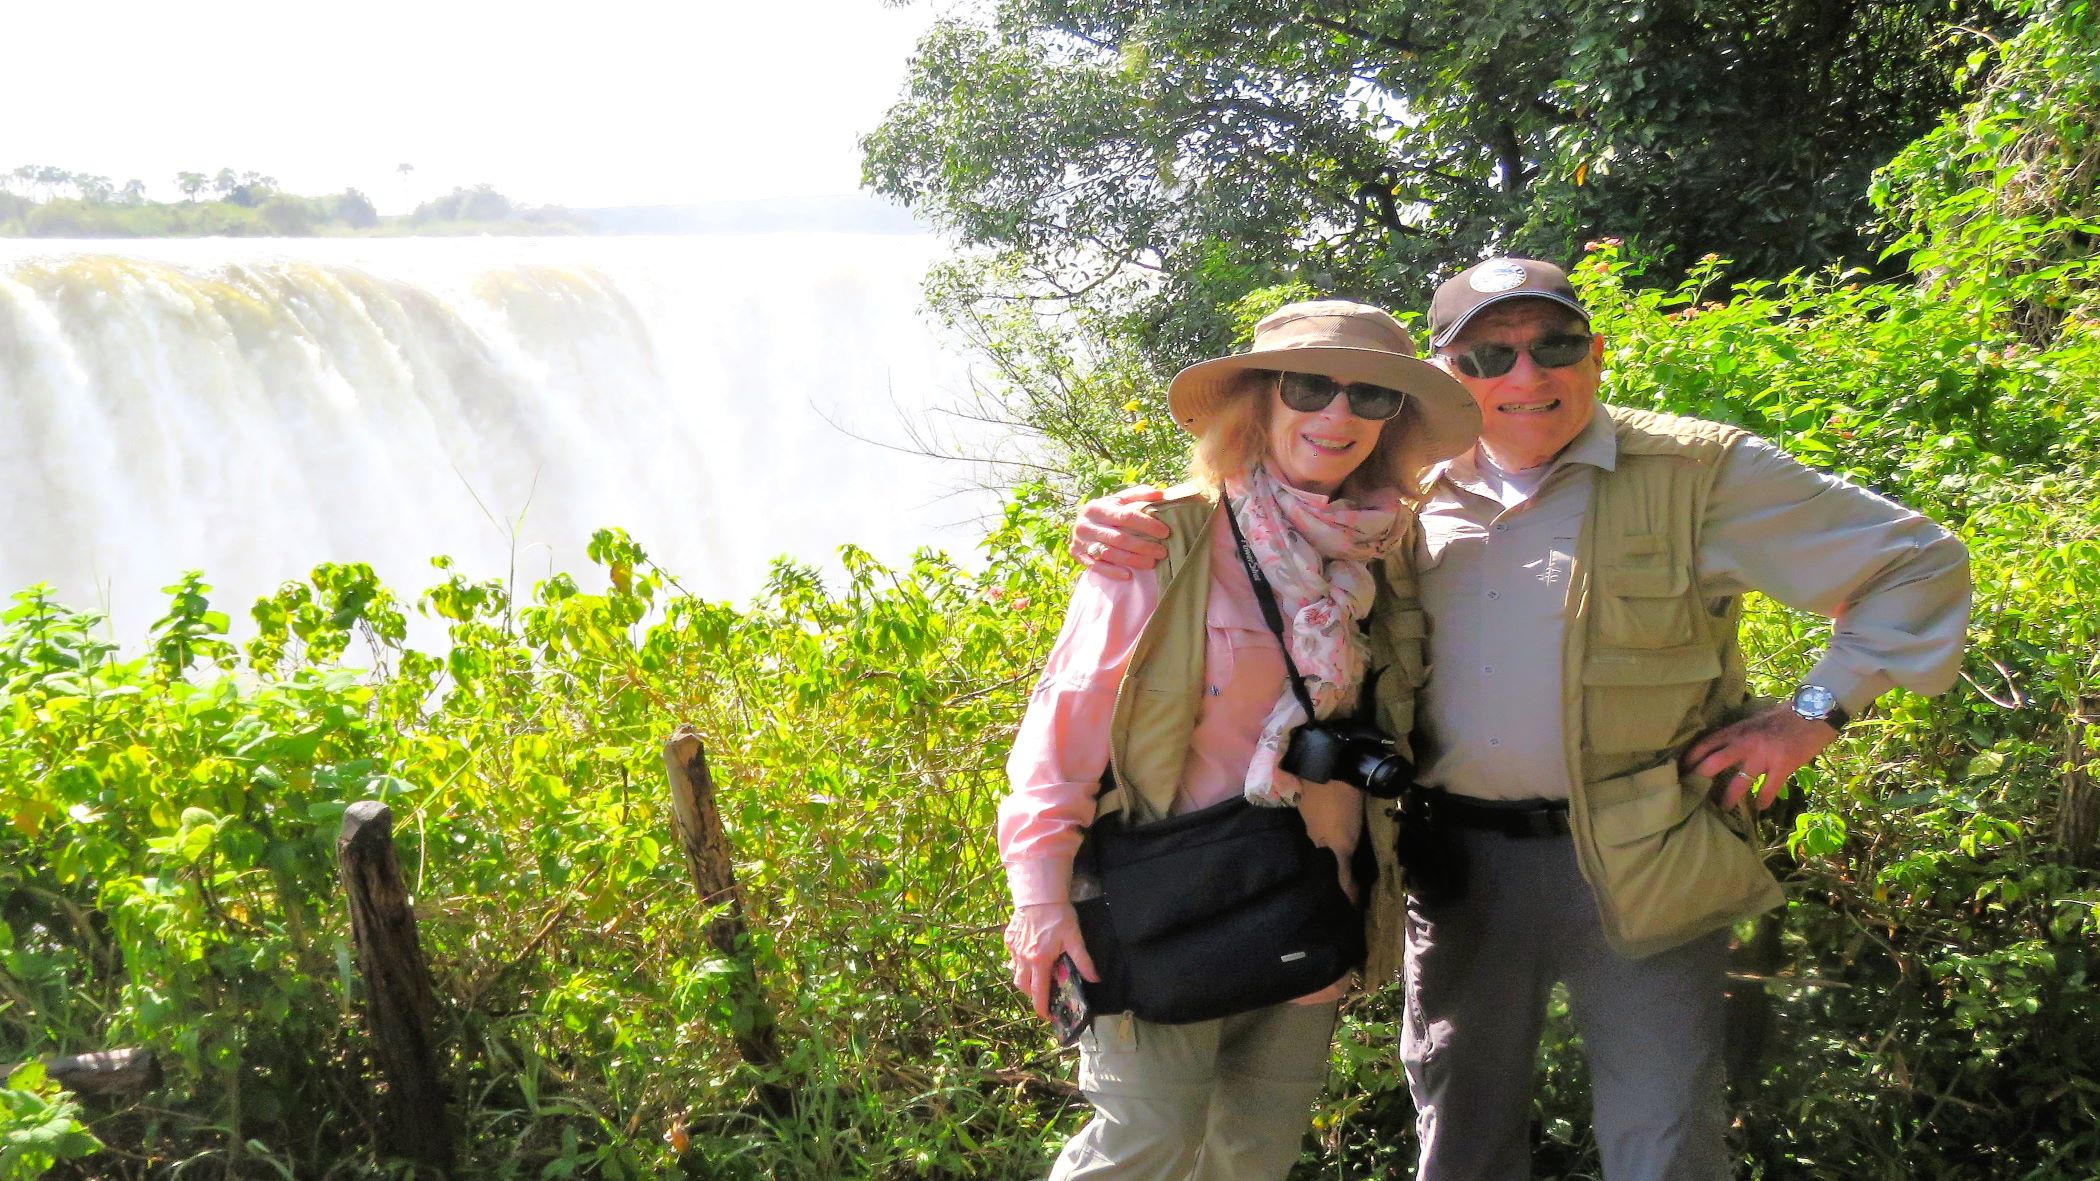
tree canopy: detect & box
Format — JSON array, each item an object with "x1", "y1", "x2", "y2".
[
  {"x1": 865, "y1": 0, "x2": 2013, "y2": 363},
  {"x1": 0, "y1": 167, "x2": 581, "y2": 239}
]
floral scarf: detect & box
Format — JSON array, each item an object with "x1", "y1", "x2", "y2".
[{"x1": 1226, "y1": 465, "x2": 1401, "y2": 805}]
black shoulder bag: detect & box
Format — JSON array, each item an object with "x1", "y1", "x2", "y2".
[{"x1": 1071, "y1": 502, "x2": 1365, "y2": 1025}]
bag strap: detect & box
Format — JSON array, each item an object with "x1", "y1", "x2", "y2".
[{"x1": 1224, "y1": 498, "x2": 1320, "y2": 722}]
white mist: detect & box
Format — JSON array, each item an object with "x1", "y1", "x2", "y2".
[{"x1": 0, "y1": 235, "x2": 1004, "y2": 637}]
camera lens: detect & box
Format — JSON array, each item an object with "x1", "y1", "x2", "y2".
[{"x1": 1354, "y1": 752, "x2": 1414, "y2": 799}]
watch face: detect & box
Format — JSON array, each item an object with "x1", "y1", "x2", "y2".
[{"x1": 1794, "y1": 685, "x2": 1838, "y2": 718}]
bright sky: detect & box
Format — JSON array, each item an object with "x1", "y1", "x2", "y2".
[{"x1": 4, "y1": 0, "x2": 940, "y2": 213}]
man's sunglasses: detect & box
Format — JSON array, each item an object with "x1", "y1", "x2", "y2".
[
  {"x1": 1276, "y1": 372, "x2": 1407, "y2": 421},
  {"x1": 1441, "y1": 333, "x2": 1595, "y2": 379}
]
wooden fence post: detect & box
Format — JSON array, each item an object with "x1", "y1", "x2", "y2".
[
  {"x1": 2055, "y1": 708, "x2": 2098, "y2": 867},
  {"x1": 663, "y1": 726, "x2": 790, "y2": 1114},
  {"x1": 337, "y1": 800, "x2": 453, "y2": 1168}
]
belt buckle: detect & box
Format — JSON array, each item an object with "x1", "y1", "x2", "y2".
[
  {"x1": 1503, "y1": 798, "x2": 1570, "y2": 836},
  {"x1": 1514, "y1": 807, "x2": 1567, "y2": 839}
]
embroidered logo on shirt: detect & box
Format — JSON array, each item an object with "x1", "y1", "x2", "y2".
[{"x1": 1470, "y1": 260, "x2": 1529, "y2": 293}]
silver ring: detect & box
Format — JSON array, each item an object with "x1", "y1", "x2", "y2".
[{"x1": 1085, "y1": 541, "x2": 1107, "y2": 560}]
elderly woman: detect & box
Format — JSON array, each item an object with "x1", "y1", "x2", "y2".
[{"x1": 998, "y1": 301, "x2": 1478, "y2": 1180}]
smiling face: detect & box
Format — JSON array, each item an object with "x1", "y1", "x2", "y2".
[
  {"x1": 1437, "y1": 301, "x2": 1604, "y2": 471},
  {"x1": 1263, "y1": 374, "x2": 1389, "y2": 496}
]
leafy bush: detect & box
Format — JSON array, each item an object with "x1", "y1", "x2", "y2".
[
  {"x1": 1, "y1": 499, "x2": 1087, "y2": 1179},
  {"x1": 0, "y1": 1065, "x2": 100, "y2": 1180}
]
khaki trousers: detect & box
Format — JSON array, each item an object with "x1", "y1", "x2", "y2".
[{"x1": 1048, "y1": 1000, "x2": 1339, "y2": 1181}]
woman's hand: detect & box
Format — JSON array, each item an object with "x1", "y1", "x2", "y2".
[
  {"x1": 1004, "y1": 902, "x2": 1099, "y2": 1020},
  {"x1": 1070, "y1": 486, "x2": 1171, "y2": 580}
]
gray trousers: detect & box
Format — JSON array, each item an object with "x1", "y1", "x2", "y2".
[
  {"x1": 1049, "y1": 1000, "x2": 1339, "y2": 1181},
  {"x1": 1402, "y1": 828, "x2": 1730, "y2": 1181}
]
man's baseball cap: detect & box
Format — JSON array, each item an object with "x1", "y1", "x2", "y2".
[{"x1": 1427, "y1": 257, "x2": 1590, "y2": 348}]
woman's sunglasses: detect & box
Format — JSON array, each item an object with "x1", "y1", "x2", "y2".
[
  {"x1": 1442, "y1": 332, "x2": 1595, "y2": 379},
  {"x1": 1277, "y1": 372, "x2": 1407, "y2": 420}
]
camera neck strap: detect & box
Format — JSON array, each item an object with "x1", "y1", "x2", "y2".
[{"x1": 1223, "y1": 497, "x2": 1321, "y2": 723}]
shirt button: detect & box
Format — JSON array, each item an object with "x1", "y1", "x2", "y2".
[
  {"x1": 1484, "y1": 665, "x2": 1494, "y2": 675},
  {"x1": 1493, "y1": 522, "x2": 1508, "y2": 533},
  {"x1": 1486, "y1": 590, "x2": 1499, "y2": 600},
  {"x1": 1489, "y1": 738, "x2": 1502, "y2": 747}
]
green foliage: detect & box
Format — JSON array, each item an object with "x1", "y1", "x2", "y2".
[
  {"x1": 0, "y1": 167, "x2": 583, "y2": 238},
  {"x1": 412, "y1": 184, "x2": 515, "y2": 224},
  {"x1": 1874, "y1": 0, "x2": 2100, "y2": 345},
  {"x1": 1570, "y1": 234, "x2": 2100, "y2": 1177},
  {"x1": 0, "y1": 497, "x2": 1085, "y2": 1178},
  {"x1": 329, "y1": 188, "x2": 380, "y2": 231},
  {"x1": 919, "y1": 255, "x2": 1255, "y2": 499},
  {"x1": 400, "y1": 185, "x2": 590, "y2": 234},
  {"x1": 0, "y1": 1065, "x2": 101, "y2": 1180},
  {"x1": 865, "y1": 0, "x2": 2013, "y2": 374}
]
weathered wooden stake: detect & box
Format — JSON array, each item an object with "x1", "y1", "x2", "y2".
[
  {"x1": 3, "y1": 1048, "x2": 162, "y2": 1095},
  {"x1": 337, "y1": 800, "x2": 453, "y2": 1168},
  {"x1": 663, "y1": 726, "x2": 790, "y2": 1113},
  {"x1": 2055, "y1": 711, "x2": 2098, "y2": 867}
]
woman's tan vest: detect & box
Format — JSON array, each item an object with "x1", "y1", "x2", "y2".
[
  {"x1": 1100, "y1": 487, "x2": 1226, "y2": 824},
  {"x1": 1363, "y1": 405, "x2": 1785, "y2": 982},
  {"x1": 1100, "y1": 485, "x2": 1424, "y2": 828}
]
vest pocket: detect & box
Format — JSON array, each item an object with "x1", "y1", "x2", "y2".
[
  {"x1": 1587, "y1": 762, "x2": 1696, "y2": 844},
  {"x1": 1581, "y1": 644, "x2": 1719, "y2": 755},
  {"x1": 1582, "y1": 762, "x2": 1782, "y2": 956},
  {"x1": 1592, "y1": 559, "x2": 1698, "y2": 648}
]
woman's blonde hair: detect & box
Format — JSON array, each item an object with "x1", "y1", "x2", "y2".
[{"x1": 1186, "y1": 370, "x2": 1424, "y2": 501}]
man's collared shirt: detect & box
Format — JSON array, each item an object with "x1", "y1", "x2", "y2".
[{"x1": 1413, "y1": 407, "x2": 1971, "y2": 801}]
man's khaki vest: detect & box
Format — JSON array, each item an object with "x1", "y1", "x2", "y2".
[{"x1": 1363, "y1": 404, "x2": 1784, "y2": 981}]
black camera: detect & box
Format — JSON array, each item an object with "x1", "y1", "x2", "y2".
[{"x1": 1280, "y1": 721, "x2": 1414, "y2": 799}]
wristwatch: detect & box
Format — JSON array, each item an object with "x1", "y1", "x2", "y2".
[{"x1": 1790, "y1": 684, "x2": 1852, "y2": 733}]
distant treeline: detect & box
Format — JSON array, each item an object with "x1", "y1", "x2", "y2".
[{"x1": 0, "y1": 165, "x2": 587, "y2": 237}]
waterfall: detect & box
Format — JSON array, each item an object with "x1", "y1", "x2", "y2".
[{"x1": 0, "y1": 236, "x2": 1000, "y2": 636}]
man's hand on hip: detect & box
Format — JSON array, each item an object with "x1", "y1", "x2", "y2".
[
  {"x1": 1070, "y1": 485, "x2": 1172, "y2": 580},
  {"x1": 1680, "y1": 704, "x2": 1840, "y2": 809}
]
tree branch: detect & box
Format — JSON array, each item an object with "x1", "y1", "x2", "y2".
[{"x1": 1301, "y1": 12, "x2": 1423, "y2": 58}]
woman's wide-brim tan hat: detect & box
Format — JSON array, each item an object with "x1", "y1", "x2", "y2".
[{"x1": 1167, "y1": 299, "x2": 1480, "y2": 473}]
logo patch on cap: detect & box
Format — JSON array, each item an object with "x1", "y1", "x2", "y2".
[{"x1": 1469, "y1": 260, "x2": 1529, "y2": 293}]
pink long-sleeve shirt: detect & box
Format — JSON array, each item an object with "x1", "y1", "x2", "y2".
[{"x1": 998, "y1": 519, "x2": 1365, "y2": 909}]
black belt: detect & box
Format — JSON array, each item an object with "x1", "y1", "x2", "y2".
[{"x1": 1419, "y1": 789, "x2": 1571, "y2": 838}]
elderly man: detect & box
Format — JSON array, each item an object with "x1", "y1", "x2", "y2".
[{"x1": 1071, "y1": 258, "x2": 1971, "y2": 1181}]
